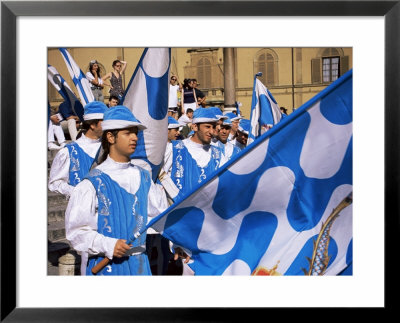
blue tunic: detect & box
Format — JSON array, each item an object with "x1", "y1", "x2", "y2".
[
  {"x1": 216, "y1": 141, "x2": 241, "y2": 160},
  {"x1": 171, "y1": 140, "x2": 223, "y2": 199},
  {"x1": 66, "y1": 142, "x2": 96, "y2": 186},
  {"x1": 85, "y1": 167, "x2": 152, "y2": 275}
]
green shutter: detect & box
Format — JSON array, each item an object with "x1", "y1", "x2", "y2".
[
  {"x1": 340, "y1": 56, "x2": 349, "y2": 76},
  {"x1": 311, "y1": 58, "x2": 321, "y2": 84}
]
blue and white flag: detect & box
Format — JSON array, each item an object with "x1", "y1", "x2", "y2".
[
  {"x1": 142, "y1": 69, "x2": 353, "y2": 275},
  {"x1": 47, "y1": 64, "x2": 84, "y2": 121},
  {"x1": 59, "y1": 48, "x2": 94, "y2": 106},
  {"x1": 121, "y1": 48, "x2": 171, "y2": 181},
  {"x1": 248, "y1": 76, "x2": 282, "y2": 145}
]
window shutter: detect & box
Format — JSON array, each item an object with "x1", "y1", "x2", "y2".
[
  {"x1": 340, "y1": 56, "x2": 349, "y2": 76},
  {"x1": 311, "y1": 58, "x2": 321, "y2": 84}
]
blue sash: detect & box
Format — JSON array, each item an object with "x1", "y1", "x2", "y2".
[
  {"x1": 66, "y1": 142, "x2": 96, "y2": 186},
  {"x1": 85, "y1": 167, "x2": 152, "y2": 275},
  {"x1": 171, "y1": 140, "x2": 222, "y2": 198}
]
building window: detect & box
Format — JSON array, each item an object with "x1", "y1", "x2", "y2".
[
  {"x1": 312, "y1": 48, "x2": 350, "y2": 84},
  {"x1": 254, "y1": 49, "x2": 278, "y2": 86},
  {"x1": 197, "y1": 58, "x2": 212, "y2": 88},
  {"x1": 322, "y1": 56, "x2": 340, "y2": 83}
]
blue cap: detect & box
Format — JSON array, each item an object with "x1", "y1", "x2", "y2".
[
  {"x1": 83, "y1": 101, "x2": 107, "y2": 121},
  {"x1": 238, "y1": 119, "x2": 250, "y2": 134},
  {"x1": 168, "y1": 116, "x2": 181, "y2": 129},
  {"x1": 192, "y1": 107, "x2": 220, "y2": 124},
  {"x1": 222, "y1": 118, "x2": 233, "y2": 126},
  {"x1": 224, "y1": 112, "x2": 242, "y2": 122},
  {"x1": 208, "y1": 107, "x2": 228, "y2": 120},
  {"x1": 101, "y1": 105, "x2": 146, "y2": 131}
]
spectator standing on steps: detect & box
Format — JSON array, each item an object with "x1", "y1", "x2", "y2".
[{"x1": 102, "y1": 59, "x2": 127, "y2": 101}]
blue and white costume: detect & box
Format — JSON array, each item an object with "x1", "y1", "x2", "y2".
[
  {"x1": 212, "y1": 117, "x2": 241, "y2": 160},
  {"x1": 48, "y1": 101, "x2": 107, "y2": 198},
  {"x1": 66, "y1": 156, "x2": 168, "y2": 275},
  {"x1": 162, "y1": 108, "x2": 228, "y2": 199},
  {"x1": 212, "y1": 139, "x2": 241, "y2": 161},
  {"x1": 170, "y1": 139, "x2": 225, "y2": 199},
  {"x1": 65, "y1": 105, "x2": 168, "y2": 275}
]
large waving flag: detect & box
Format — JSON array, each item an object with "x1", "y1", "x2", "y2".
[
  {"x1": 121, "y1": 48, "x2": 171, "y2": 181},
  {"x1": 248, "y1": 73, "x2": 282, "y2": 145},
  {"x1": 59, "y1": 48, "x2": 94, "y2": 106},
  {"x1": 141, "y1": 69, "x2": 353, "y2": 275},
  {"x1": 47, "y1": 64, "x2": 84, "y2": 121}
]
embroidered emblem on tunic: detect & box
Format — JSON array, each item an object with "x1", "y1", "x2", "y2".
[
  {"x1": 95, "y1": 176, "x2": 111, "y2": 217},
  {"x1": 70, "y1": 145, "x2": 80, "y2": 172}
]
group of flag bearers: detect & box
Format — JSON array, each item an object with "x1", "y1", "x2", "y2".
[
  {"x1": 49, "y1": 100, "x2": 253, "y2": 275},
  {"x1": 48, "y1": 47, "x2": 352, "y2": 276}
]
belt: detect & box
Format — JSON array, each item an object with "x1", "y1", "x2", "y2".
[{"x1": 91, "y1": 86, "x2": 102, "y2": 90}]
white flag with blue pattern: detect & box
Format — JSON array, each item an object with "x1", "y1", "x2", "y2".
[
  {"x1": 121, "y1": 48, "x2": 171, "y2": 181},
  {"x1": 248, "y1": 75, "x2": 282, "y2": 145},
  {"x1": 47, "y1": 64, "x2": 84, "y2": 121},
  {"x1": 59, "y1": 48, "x2": 94, "y2": 106},
  {"x1": 142, "y1": 69, "x2": 353, "y2": 276}
]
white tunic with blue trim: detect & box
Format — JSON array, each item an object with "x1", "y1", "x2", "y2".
[
  {"x1": 65, "y1": 156, "x2": 168, "y2": 275},
  {"x1": 48, "y1": 134, "x2": 101, "y2": 198}
]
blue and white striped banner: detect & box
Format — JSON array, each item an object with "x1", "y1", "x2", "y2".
[
  {"x1": 59, "y1": 48, "x2": 94, "y2": 106},
  {"x1": 248, "y1": 77, "x2": 282, "y2": 145},
  {"x1": 47, "y1": 64, "x2": 84, "y2": 121},
  {"x1": 142, "y1": 69, "x2": 353, "y2": 275},
  {"x1": 121, "y1": 48, "x2": 171, "y2": 181}
]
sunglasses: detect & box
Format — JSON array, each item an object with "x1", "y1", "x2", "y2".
[{"x1": 171, "y1": 78, "x2": 177, "y2": 81}]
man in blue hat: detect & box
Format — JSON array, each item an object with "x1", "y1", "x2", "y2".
[
  {"x1": 65, "y1": 105, "x2": 168, "y2": 275},
  {"x1": 167, "y1": 116, "x2": 182, "y2": 143},
  {"x1": 211, "y1": 117, "x2": 242, "y2": 161},
  {"x1": 162, "y1": 107, "x2": 228, "y2": 200},
  {"x1": 160, "y1": 108, "x2": 228, "y2": 275},
  {"x1": 207, "y1": 107, "x2": 228, "y2": 144},
  {"x1": 224, "y1": 112, "x2": 243, "y2": 142},
  {"x1": 48, "y1": 101, "x2": 107, "y2": 198},
  {"x1": 231, "y1": 118, "x2": 250, "y2": 150}
]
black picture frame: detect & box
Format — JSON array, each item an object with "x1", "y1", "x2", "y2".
[{"x1": 1, "y1": 1, "x2": 398, "y2": 321}]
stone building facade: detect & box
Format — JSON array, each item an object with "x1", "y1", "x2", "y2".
[{"x1": 48, "y1": 47, "x2": 352, "y2": 118}]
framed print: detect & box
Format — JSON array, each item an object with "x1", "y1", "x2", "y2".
[{"x1": 1, "y1": 0, "x2": 398, "y2": 321}]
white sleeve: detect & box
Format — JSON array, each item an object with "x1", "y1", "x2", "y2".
[
  {"x1": 48, "y1": 148, "x2": 74, "y2": 198},
  {"x1": 162, "y1": 143, "x2": 173, "y2": 176},
  {"x1": 85, "y1": 72, "x2": 94, "y2": 82},
  {"x1": 65, "y1": 179, "x2": 118, "y2": 259},
  {"x1": 147, "y1": 182, "x2": 169, "y2": 218}
]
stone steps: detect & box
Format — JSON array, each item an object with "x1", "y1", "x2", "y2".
[
  {"x1": 48, "y1": 220, "x2": 66, "y2": 243},
  {"x1": 48, "y1": 191, "x2": 69, "y2": 209},
  {"x1": 48, "y1": 143, "x2": 78, "y2": 275}
]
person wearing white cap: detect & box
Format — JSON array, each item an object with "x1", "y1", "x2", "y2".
[
  {"x1": 231, "y1": 118, "x2": 250, "y2": 150},
  {"x1": 207, "y1": 107, "x2": 228, "y2": 145},
  {"x1": 211, "y1": 117, "x2": 241, "y2": 161},
  {"x1": 48, "y1": 101, "x2": 107, "y2": 199},
  {"x1": 167, "y1": 116, "x2": 182, "y2": 143},
  {"x1": 224, "y1": 112, "x2": 243, "y2": 142},
  {"x1": 161, "y1": 108, "x2": 229, "y2": 275},
  {"x1": 65, "y1": 105, "x2": 168, "y2": 275},
  {"x1": 163, "y1": 108, "x2": 227, "y2": 198}
]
